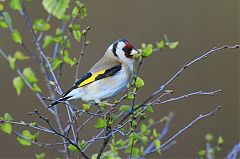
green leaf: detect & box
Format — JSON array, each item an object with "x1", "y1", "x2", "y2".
[
  {"x1": 72, "y1": 30, "x2": 82, "y2": 42},
  {"x1": 68, "y1": 144, "x2": 77, "y2": 152},
  {"x1": 85, "y1": 40, "x2": 91, "y2": 45},
  {"x1": 146, "y1": 106, "x2": 154, "y2": 113},
  {"x1": 56, "y1": 28, "x2": 63, "y2": 35},
  {"x1": 2, "y1": 11, "x2": 12, "y2": 26},
  {"x1": 71, "y1": 6, "x2": 79, "y2": 18},
  {"x1": 11, "y1": 29, "x2": 22, "y2": 44},
  {"x1": 8, "y1": 55, "x2": 16, "y2": 70},
  {"x1": 0, "y1": 4, "x2": 4, "y2": 11},
  {"x1": 205, "y1": 133, "x2": 214, "y2": 142},
  {"x1": 119, "y1": 105, "x2": 131, "y2": 112},
  {"x1": 148, "y1": 118, "x2": 154, "y2": 125},
  {"x1": 131, "y1": 120, "x2": 138, "y2": 127},
  {"x1": 134, "y1": 77, "x2": 144, "y2": 88},
  {"x1": 140, "y1": 123, "x2": 148, "y2": 134},
  {"x1": 154, "y1": 140, "x2": 161, "y2": 154},
  {"x1": 9, "y1": 0, "x2": 22, "y2": 12},
  {"x1": 116, "y1": 139, "x2": 127, "y2": 147},
  {"x1": 17, "y1": 137, "x2": 31, "y2": 146},
  {"x1": 35, "y1": 152, "x2": 45, "y2": 159},
  {"x1": 131, "y1": 147, "x2": 139, "y2": 157},
  {"x1": 198, "y1": 149, "x2": 206, "y2": 157},
  {"x1": 140, "y1": 135, "x2": 148, "y2": 144},
  {"x1": 141, "y1": 44, "x2": 153, "y2": 58},
  {"x1": 32, "y1": 83, "x2": 41, "y2": 93},
  {"x1": 168, "y1": 41, "x2": 179, "y2": 49},
  {"x1": 13, "y1": 76, "x2": 24, "y2": 95},
  {"x1": 42, "y1": 35, "x2": 53, "y2": 48},
  {"x1": 217, "y1": 136, "x2": 224, "y2": 145},
  {"x1": 52, "y1": 58, "x2": 63, "y2": 70},
  {"x1": 3, "y1": 113, "x2": 13, "y2": 121},
  {"x1": 127, "y1": 93, "x2": 135, "y2": 100},
  {"x1": 91, "y1": 154, "x2": 98, "y2": 159},
  {"x1": 76, "y1": 1, "x2": 87, "y2": 19},
  {"x1": 0, "y1": 123, "x2": 12, "y2": 134},
  {"x1": 156, "y1": 40, "x2": 165, "y2": 50},
  {"x1": 52, "y1": 36, "x2": 63, "y2": 43},
  {"x1": 65, "y1": 39, "x2": 72, "y2": 48},
  {"x1": 160, "y1": 116, "x2": 169, "y2": 123},
  {"x1": 0, "y1": 20, "x2": 8, "y2": 29},
  {"x1": 82, "y1": 103, "x2": 90, "y2": 112},
  {"x1": 29, "y1": 122, "x2": 37, "y2": 127},
  {"x1": 14, "y1": 51, "x2": 29, "y2": 60},
  {"x1": 95, "y1": 118, "x2": 106, "y2": 129},
  {"x1": 153, "y1": 129, "x2": 159, "y2": 138},
  {"x1": 69, "y1": 24, "x2": 80, "y2": 30},
  {"x1": 17, "y1": 130, "x2": 36, "y2": 146},
  {"x1": 42, "y1": 0, "x2": 70, "y2": 19},
  {"x1": 33, "y1": 19, "x2": 51, "y2": 32},
  {"x1": 49, "y1": 81, "x2": 56, "y2": 86},
  {"x1": 63, "y1": 51, "x2": 77, "y2": 66},
  {"x1": 23, "y1": 67, "x2": 38, "y2": 84},
  {"x1": 79, "y1": 140, "x2": 87, "y2": 149}
]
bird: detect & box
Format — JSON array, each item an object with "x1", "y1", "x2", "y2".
[{"x1": 48, "y1": 39, "x2": 138, "y2": 108}]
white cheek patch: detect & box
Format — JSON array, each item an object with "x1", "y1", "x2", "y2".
[{"x1": 117, "y1": 41, "x2": 126, "y2": 49}]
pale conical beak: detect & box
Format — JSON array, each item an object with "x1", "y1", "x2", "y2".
[{"x1": 130, "y1": 48, "x2": 138, "y2": 55}]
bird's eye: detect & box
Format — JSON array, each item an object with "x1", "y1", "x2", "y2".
[
  {"x1": 122, "y1": 46, "x2": 133, "y2": 58},
  {"x1": 122, "y1": 47, "x2": 128, "y2": 52}
]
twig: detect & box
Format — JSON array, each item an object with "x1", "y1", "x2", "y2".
[
  {"x1": 119, "y1": 45, "x2": 239, "y2": 125},
  {"x1": 29, "y1": 109, "x2": 90, "y2": 159},
  {"x1": 227, "y1": 143, "x2": 240, "y2": 159},
  {"x1": 0, "y1": 48, "x2": 52, "y2": 112},
  {"x1": 153, "y1": 89, "x2": 222, "y2": 105},
  {"x1": 143, "y1": 106, "x2": 222, "y2": 157},
  {"x1": 75, "y1": 26, "x2": 90, "y2": 81},
  {"x1": 76, "y1": 110, "x2": 101, "y2": 133},
  {"x1": 0, "y1": 120, "x2": 54, "y2": 134},
  {"x1": 37, "y1": 0, "x2": 58, "y2": 42},
  {"x1": 12, "y1": 130, "x2": 63, "y2": 153},
  {"x1": 96, "y1": 131, "x2": 112, "y2": 159},
  {"x1": 144, "y1": 112, "x2": 174, "y2": 154},
  {"x1": 20, "y1": 2, "x2": 77, "y2": 157},
  {"x1": 20, "y1": 0, "x2": 61, "y2": 93}
]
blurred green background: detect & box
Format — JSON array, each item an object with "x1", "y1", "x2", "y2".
[{"x1": 0, "y1": 0, "x2": 239, "y2": 158}]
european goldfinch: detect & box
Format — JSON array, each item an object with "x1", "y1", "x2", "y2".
[{"x1": 49, "y1": 39, "x2": 138, "y2": 108}]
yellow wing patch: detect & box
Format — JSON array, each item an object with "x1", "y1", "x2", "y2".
[{"x1": 78, "y1": 70, "x2": 106, "y2": 87}]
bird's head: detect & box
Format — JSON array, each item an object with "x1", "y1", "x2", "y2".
[{"x1": 106, "y1": 39, "x2": 138, "y2": 64}]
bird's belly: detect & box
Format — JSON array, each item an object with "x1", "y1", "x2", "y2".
[{"x1": 82, "y1": 72, "x2": 129, "y2": 102}]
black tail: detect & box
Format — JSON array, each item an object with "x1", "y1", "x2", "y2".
[{"x1": 48, "y1": 96, "x2": 72, "y2": 109}]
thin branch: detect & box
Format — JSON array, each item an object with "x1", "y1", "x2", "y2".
[
  {"x1": 0, "y1": 11, "x2": 35, "y2": 59},
  {"x1": 0, "y1": 48, "x2": 52, "y2": 112},
  {"x1": 76, "y1": 110, "x2": 101, "y2": 132},
  {"x1": 29, "y1": 110, "x2": 90, "y2": 159},
  {"x1": 37, "y1": 0, "x2": 58, "y2": 42},
  {"x1": 144, "y1": 112, "x2": 174, "y2": 154},
  {"x1": 227, "y1": 143, "x2": 240, "y2": 159},
  {"x1": 153, "y1": 45, "x2": 238, "y2": 97},
  {"x1": 12, "y1": 130, "x2": 64, "y2": 153},
  {"x1": 119, "y1": 45, "x2": 239, "y2": 125},
  {"x1": 20, "y1": 2, "x2": 77, "y2": 156},
  {"x1": 96, "y1": 131, "x2": 112, "y2": 159},
  {"x1": 20, "y1": 0, "x2": 61, "y2": 93},
  {"x1": 143, "y1": 106, "x2": 222, "y2": 157},
  {"x1": 153, "y1": 89, "x2": 222, "y2": 105},
  {"x1": 75, "y1": 27, "x2": 90, "y2": 81},
  {"x1": 0, "y1": 120, "x2": 54, "y2": 134}
]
